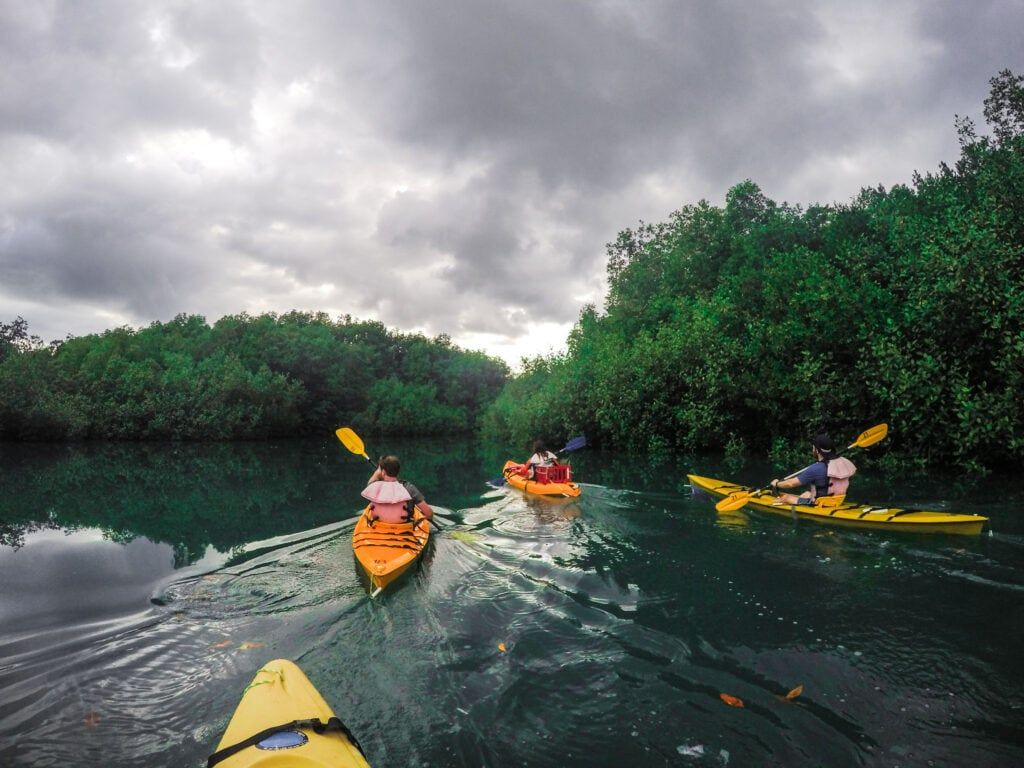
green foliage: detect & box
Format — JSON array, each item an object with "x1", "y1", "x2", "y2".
[
  {"x1": 484, "y1": 70, "x2": 1024, "y2": 469},
  {"x1": 0, "y1": 313, "x2": 507, "y2": 440}
]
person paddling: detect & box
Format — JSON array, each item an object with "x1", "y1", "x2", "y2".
[
  {"x1": 522, "y1": 439, "x2": 558, "y2": 480},
  {"x1": 363, "y1": 455, "x2": 433, "y2": 522},
  {"x1": 770, "y1": 433, "x2": 856, "y2": 506}
]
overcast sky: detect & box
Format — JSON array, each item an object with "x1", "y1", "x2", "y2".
[{"x1": 2, "y1": 1, "x2": 1022, "y2": 367}]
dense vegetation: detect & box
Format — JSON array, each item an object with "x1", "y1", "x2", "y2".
[
  {"x1": 483, "y1": 70, "x2": 1024, "y2": 470},
  {"x1": 0, "y1": 312, "x2": 507, "y2": 439}
]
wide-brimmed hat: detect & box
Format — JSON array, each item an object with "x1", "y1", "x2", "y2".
[{"x1": 361, "y1": 480, "x2": 412, "y2": 503}]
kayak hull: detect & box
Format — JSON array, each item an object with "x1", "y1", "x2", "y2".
[
  {"x1": 502, "y1": 460, "x2": 581, "y2": 498},
  {"x1": 352, "y1": 505, "x2": 430, "y2": 593},
  {"x1": 213, "y1": 659, "x2": 369, "y2": 768},
  {"x1": 688, "y1": 474, "x2": 987, "y2": 535}
]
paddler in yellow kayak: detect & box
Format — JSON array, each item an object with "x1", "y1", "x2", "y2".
[
  {"x1": 364, "y1": 455, "x2": 434, "y2": 522},
  {"x1": 770, "y1": 433, "x2": 857, "y2": 507}
]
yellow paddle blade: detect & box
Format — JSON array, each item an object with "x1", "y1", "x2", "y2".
[
  {"x1": 335, "y1": 427, "x2": 370, "y2": 461},
  {"x1": 848, "y1": 423, "x2": 888, "y2": 450},
  {"x1": 715, "y1": 491, "x2": 753, "y2": 513}
]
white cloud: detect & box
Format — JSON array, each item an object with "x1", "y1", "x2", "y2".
[{"x1": 1, "y1": 0, "x2": 1021, "y2": 365}]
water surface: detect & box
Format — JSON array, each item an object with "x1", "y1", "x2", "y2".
[{"x1": 1, "y1": 439, "x2": 1022, "y2": 766}]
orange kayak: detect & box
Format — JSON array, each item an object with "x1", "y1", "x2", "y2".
[
  {"x1": 352, "y1": 505, "x2": 430, "y2": 596},
  {"x1": 502, "y1": 460, "x2": 581, "y2": 498}
]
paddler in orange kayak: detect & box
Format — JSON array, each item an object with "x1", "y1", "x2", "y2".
[{"x1": 364, "y1": 454, "x2": 433, "y2": 521}]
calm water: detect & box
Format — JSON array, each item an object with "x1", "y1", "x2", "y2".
[{"x1": 1, "y1": 438, "x2": 1022, "y2": 767}]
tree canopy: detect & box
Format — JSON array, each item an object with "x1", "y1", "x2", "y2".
[
  {"x1": 0, "y1": 312, "x2": 507, "y2": 440},
  {"x1": 483, "y1": 70, "x2": 1024, "y2": 470}
]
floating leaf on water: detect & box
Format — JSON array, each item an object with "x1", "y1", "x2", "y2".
[
  {"x1": 211, "y1": 639, "x2": 232, "y2": 649},
  {"x1": 498, "y1": 642, "x2": 507, "y2": 652},
  {"x1": 450, "y1": 531, "x2": 482, "y2": 543},
  {"x1": 719, "y1": 693, "x2": 744, "y2": 708},
  {"x1": 238, "y1": 642, "x2": 265, "y2": 651},
  {"x1": 785, "y1": 685, "x2": 803, "y2": 701}
]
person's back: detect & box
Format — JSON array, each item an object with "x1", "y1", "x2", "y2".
[
  {"x1": 362, "y1": 455, "x2": 433, "y2": 521},
  {"x1": 528, "y1": 450, "x2": 557, "y2": 467},
  {"x1": 524, "y1": 440, "x2": 558, "y2": 480}
]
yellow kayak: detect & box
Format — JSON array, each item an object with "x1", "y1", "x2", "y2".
[
  {"x1": 352, "y1": 505, "x2": 430, "y2": 596},
  {"x1": 688, "y1": 474, "x2": 987, "y2": 535},
  {"x1": 208, "y1": 659, "x2": 370, "y2": 767},
  {"x1": 502, "y1": 460, "x2": 581, "y2": 497}
]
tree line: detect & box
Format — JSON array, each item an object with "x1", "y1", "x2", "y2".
[
  {"x1": 482, "y1": 70, "x2": 1024, "y2": 470},
  {"x1": 0, "y1": 312, "x2": 507, "y2": 440}
]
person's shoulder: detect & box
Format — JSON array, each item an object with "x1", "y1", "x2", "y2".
[
  {"x1": 797, "y1": 462, "x2": 827, "y2": 481},
  {"x1": 401, "y1": 479, "x2": 425, "y2": 498}
]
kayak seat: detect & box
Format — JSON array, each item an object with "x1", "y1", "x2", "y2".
[{"x1": 814, "y1": 494, "x2": 845, "y2": 508}]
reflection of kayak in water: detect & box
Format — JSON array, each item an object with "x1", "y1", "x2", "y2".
[
  {"x1": 208, "y1": 659, "x2": 370, "y2": 767},
  {"x1": 502, "y1": 460, "x2": 581, "y2": 498},
  {"x1": 352, "y1": 505, "x2": 430, "y2": 596},
  {"x1": 714, "y1": 507, "x2": 749, "y2": 529},
  {"x1": 688, "y1": 474, "x2": 988, "y2": 534},
  {"x1": 527, "y1": 497, "x2": 583, "y2": 523}
]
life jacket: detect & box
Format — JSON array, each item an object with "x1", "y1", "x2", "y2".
[
  {"x1": 361, "y1": 480, "x2": 413, "y2": 524},
  {"x1": 808, "y1": 457, "x2": 857, "y2": 502}
]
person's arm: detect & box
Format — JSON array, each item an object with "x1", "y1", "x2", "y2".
[
  {"x1": 368, "y1": 466, "x2": 384, "y2": 484},
  {"x1": 403, "y1": 481, "x2": 433, "y2": 519},
  {"x1": 772, "y1": 464, "x2": 823, "y2": 492},
  {"x1": 771, "y1": 476, "x2": 802, "y2": 492}
]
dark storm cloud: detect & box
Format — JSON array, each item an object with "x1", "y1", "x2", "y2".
[
  {"x1": 1, "y1": 0, "x2": 1022, "y2": 364},
  {"x1": 332, "y1": 1, "x2": 812, "y2": 198}
]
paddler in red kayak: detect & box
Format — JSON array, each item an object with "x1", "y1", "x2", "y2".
[{"x1": 364, "y1": 455, "x2": 433, "y2": 522}]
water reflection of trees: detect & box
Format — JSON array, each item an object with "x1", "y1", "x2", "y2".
[{"x1": 0, "y1": 437, "x2": 490, "y2": 566}]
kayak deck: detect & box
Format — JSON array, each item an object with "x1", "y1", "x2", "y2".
[
  {"x1": 212, "y1": 659, "x2": 369, "y2": 768},
  {"x1": 688, "y1": 474, "x2": 987, "y2": 534},
  {"x1": 352, "y1": 505, "x2": 430, "y2": 594},
  {"x1": 502, "y1": 460, "x2": 581, "y2": 497}
]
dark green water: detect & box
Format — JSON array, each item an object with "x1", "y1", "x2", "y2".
[{"x1": 1, "y1": 438, "x2": 1022, "y2": 767}]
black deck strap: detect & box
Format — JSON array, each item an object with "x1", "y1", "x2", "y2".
[
  {"x1": 353, "y1": 530, "x2": 419, "y2": 541},
  {"x1": 711, "y1": 484, "x2": 742, "y2": 493},
  {"x1": 207, "y1": 716, "x2": 365, "y2": 767},
  {"x1": 857, "y1": 507, "x2": 886, "y2": 518},
  {"x1": 353, "y1": 530, "x2": 417, "y2": 540},
  {"x1": 353, "y1": 540, "x2": 422, "y2": 552},
  {"x1": 883, "y1": 509, "x2": 923, "y2": 519}
]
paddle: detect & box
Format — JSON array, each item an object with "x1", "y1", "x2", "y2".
[
  {"x1": 488, "y1": 435, "x2": 587, "y2": 486},
  {"x1": 334, "y1": 426, "x2": 442, "y2": 528},
  {"x1": 713, "y1": 423, "x2": 889, "y2": 513}
]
